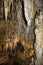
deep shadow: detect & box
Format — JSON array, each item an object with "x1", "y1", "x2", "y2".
[
  {"x1": 21, "y1": 0, "x2": 27, "y2": 26},
  {"x1": 16, "y1": 42, "x2": 24, "y2": 52}
]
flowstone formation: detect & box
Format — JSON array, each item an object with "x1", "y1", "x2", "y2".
[{"x1": 0, "y1": 0, "x2": 43, "y2": 65}]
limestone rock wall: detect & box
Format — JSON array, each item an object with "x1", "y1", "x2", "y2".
[
  {"x1": 35, "y1": 12, "x2": 43, "y2": 65},
  {"x1": 0, "y1": 0, "x2": 43, "y2": 65}
]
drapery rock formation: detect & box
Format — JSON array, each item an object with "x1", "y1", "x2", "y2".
[{"x1": 0, "y1": 0, "x2": 43, "y2": 65}]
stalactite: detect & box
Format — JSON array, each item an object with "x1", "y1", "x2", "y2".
[
  {"x1": 3, "y1": 0, "x2": 13, "y2": 20},
  {"x1": 23, "y1": 0, "x2": 36, "y2": 41},
  {"x1": 16, "y1": 0, "x2": 26, "y2": 36}
]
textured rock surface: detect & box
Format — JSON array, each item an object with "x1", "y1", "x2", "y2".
[
  {"x1": 0, "y1": 0, "x2": 43, "y2": 65},
  {"x1": 35, "y1": 12, "x2": 43, "y2": 65}
]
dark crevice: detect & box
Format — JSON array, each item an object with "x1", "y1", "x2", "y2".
[
  {"x1": 21, "y1": 1, "x2": 27, "y2": 26},
  {"x1": 16, "y1": 42, "x2": 24, "y2": 52}
]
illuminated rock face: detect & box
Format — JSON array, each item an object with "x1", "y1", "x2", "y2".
[
  {"x1": 23, "y1": 0, "x2": 36, "y2": 41},
  {"x1": 4, "y1": 0, "x2": 13, "y2": 20},
  {"x1": 0, "y1": 0, "x2": 43, "y2": 65},
  {"x1": 24, "y1": 0, "x2": 32, "y2": 26},
  {"x1": 35, "y1": 12, "x2": 43, "y2": 65},
  {"x1": 24, "y1": 0, "x2": 43, "y2": 65}
]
